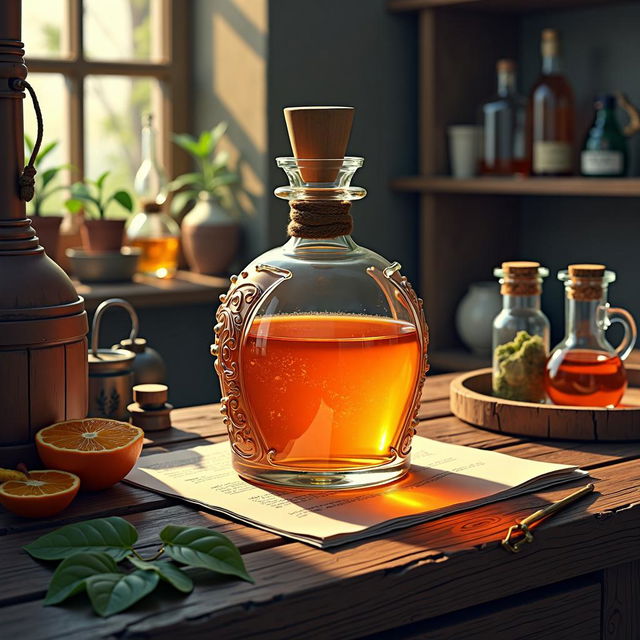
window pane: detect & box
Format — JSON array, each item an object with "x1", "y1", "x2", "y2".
[
  {"x1": 85, "y1": 75, "x2": 162, "y2": 217},
  {"x1": 84, "y1": 0, "x2": 163, "y2": 61},
  {"x1": 24, "y1": 73, "x2": 70, "y2": 215},
  {"x1": 23, "y1": 0, "x2": 68, "y2": 59}
]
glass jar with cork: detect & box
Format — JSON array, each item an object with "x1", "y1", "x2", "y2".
[
  {"x1": 492, "y1": 261, "x2": 550, "y2": 402},
  {"x1": 545, "y1": 264, "x2": 636, "y2": 407}
]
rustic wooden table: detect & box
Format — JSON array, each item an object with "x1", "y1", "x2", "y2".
[{"x1": 2, "y1": 372, "x2": 639, "y2": 639}]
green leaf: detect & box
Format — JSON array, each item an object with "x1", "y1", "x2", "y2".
[
  {"x1": 44, "y1": 552, "x2": 119, "y2": 606},
  {"x1": 170, "y1": 189, "x2": 198, "y2": 216},
  {"x1": 212, "y1": 150, "x2": 230, "y2": 171},
  {"x1": 86, "y1": 570, "x2": 159, "y2": 618},
  {"x1": 41, "y1": 167, "x2": 61, "y2": 189},
  {"x1": 166, "y1": 172, "x2": 202, "y2": 193},
  {"x1": 95, "y1": 170, "x2": 110, "y2": 190},
  {"x1": 112, "y1": 190, "x2": 134, "y2": 212},
  {"x1": 25, "y1": 133, "x2": 34, "y2": 154},
  {"x1": 160, "y1": 526, "x2": 253, "y2": 583},
  {"x1": 209, "y1": 173, "x2": 238, "y2": 191},
  {"x1": 64, "y1": 198, "x2": 84, "y2": 214},
  {"x1": 24, "y1": 517, "x2": 138, "y2": 561},
  {"x1": 209, "y1": 121, "x2": 228, "y2": 150},
  {"x1": 196, "y1": 130, "x2": 214, "y2": 157},
  {"x1": 129, "y1": 557, "x2": 193, "y2": 594},
  {"x1": 36, "y1": 140, "x2": 58, "y2": 165},
  {"x1": 172, "y1": 133, "x2": 202, "y2": 157}
]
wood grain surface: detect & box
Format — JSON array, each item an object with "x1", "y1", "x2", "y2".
[{"x1": 0, "y1": 371, "x2": 638, "y2": 639}]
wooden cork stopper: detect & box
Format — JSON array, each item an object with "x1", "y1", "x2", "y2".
[
  {"x1": 133, "y1": 383, "x2": 168, "y2": 409},
  {"x1": 284, "y1": 106, "x2": 354, "y2": 183},
  {"x1": 496, "y1": 59, "x2": 516, "y2": 73},
  {"x1": 502, "y1": 261, "x2": 540, "y2": 277},
  {"x1": 568, "y1": 264, "x2": 606, "y2": 278},
  {"x1": 499, "y1": 261, "x2": 543, "y2": 296},
  {"x1": 567, "y1": 264, "x2": 606, "y2": 301}
]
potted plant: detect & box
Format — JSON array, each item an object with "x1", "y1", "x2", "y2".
[
  {"x1": 65, "y1": 171, "x2": 134, "y2": 253},
  {"x1": 168, "y1": 122, "x2": 240, "y2": 275},
  {"x1": 25, "y1": 136, "x2": 68, "y2": 261}
]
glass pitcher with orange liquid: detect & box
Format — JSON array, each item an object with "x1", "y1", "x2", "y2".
[
  {"x1": 545, "y1": 264, "x2": 636, "y2": 407},
  {"x1": 212, "y1": 107, "x2": 429, "y2": 489}
]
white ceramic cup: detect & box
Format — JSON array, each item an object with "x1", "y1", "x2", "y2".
[{"x1": 448, "y1": 125, "x2": 482, "y2": 178}]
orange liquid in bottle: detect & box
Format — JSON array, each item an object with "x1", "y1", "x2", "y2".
[
  {"x1": 241, "y1": 314, "x2": 421, "y2": 470},
  {"x1": 544, "y1": 349, "x2": 626, "y2": 407},
  {"x1": 129, "y1": 236, "x2": 180, "y2": 278}
]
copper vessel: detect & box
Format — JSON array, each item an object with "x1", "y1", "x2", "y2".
[{"x1": 0, "y1": 0, "x2": 88, "y2": 466}]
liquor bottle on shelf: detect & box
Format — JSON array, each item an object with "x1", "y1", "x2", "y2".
[
  {"x1": 528, "y1": 29, "x2": 575, "y2": 176},
  {"x1": 127, "y1": 114, "x2": 180, "y2": 279},
  {"x1": 480, "y1": 59, "x2": 527, "y2": 176},
  {"x1": 581, "y1": 94, "x2": 628, "y2": 178}
]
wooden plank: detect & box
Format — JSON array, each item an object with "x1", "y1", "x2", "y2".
[
  {"x1": 394, "y1": 580, "x2": 601, "y2": 640},
  {"x1": 1, "y1": 459, "x2": 637, "y2": 639},
  {"x1": 602, "y1": 560, "x2": 640, "y2": 639},
  {"x1": 74, "y1": 271, "x2": 227, "y2": 312},
  {"x1": 29, "y1": 346, "x2": 65, "y2": 438},
  {"x1": 392, "y1": 176, "x2": 640, "y2": 198},
  {"x1": 0, "y1": 350, "x2": 29, "y2": 445}
]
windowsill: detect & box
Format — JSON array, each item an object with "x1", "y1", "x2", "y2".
[{"x1": 73, "y1": 270, "x2": 229, "y2": 312}]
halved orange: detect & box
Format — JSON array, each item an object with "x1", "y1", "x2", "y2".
[
  {"x1": 36, "y1": 419, "x2": 144, "y2": 491},
  {"x1": 0, "y1": 470, "x2": 80, "y2": 518}
]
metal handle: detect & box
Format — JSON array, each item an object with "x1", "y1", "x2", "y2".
[{"x1": 91, "y1": 298, "x2": 139, "y2": 357}]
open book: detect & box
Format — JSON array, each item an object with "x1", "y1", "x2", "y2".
[{"x1": 125, "y1": 436, "x2": 587, "y2": 548}]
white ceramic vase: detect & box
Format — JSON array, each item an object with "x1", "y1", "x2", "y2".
[{"x1": 455, "y1": 281, "x2": 502, "y2": 356}]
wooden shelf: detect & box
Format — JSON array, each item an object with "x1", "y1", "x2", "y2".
[
  {"x1": 74, "y1": 270, "x2": 229, "y2": 312},
  {"x1": 392, "y1": 176, "x2": 640, "y2": 197},
  {"x1": 389, "y1": 0, "x2": 627, "y2": 13},
  {"x1": 429, "y1": 348, "x2": 490, "y2": 372}
]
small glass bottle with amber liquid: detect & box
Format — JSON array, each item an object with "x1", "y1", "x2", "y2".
[
  {"x1": 545, "y1": 264, "x2": 637, "y2": 407},
  {"x1": 212, "y1": 107, "x2": 429, "y2": 490},
  {"x1": 128, "y1": 114, "x2": 180, "y2": 278}
]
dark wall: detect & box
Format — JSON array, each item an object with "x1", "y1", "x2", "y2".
[
  {"x1": 267, "y1": 0, "x2": 420, "y2": 284},
  {"x1": 519, "y1": 1, "x2": 640, "y2": 342}
]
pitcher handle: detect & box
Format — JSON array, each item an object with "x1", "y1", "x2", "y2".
[{"x1": 606, "y1": 306, "x2": 637, "y2": 361}]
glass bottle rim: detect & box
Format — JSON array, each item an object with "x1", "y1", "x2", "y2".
[
  {"x1": 558, "y1": 269, "x2": 616, "y2": 285},
  {"x1": 276, "y1": 156, "x2": 364, "y2": 168}
]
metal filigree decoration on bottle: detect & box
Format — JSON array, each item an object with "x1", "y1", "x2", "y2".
[{"x1": 212, "y1": 265, "x2": 291, "y2": 461}]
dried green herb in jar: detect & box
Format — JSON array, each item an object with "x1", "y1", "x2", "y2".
[{"x1": 493, "y1": 331, "x2": 546, "y2": 402}]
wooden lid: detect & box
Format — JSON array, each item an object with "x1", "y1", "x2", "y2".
[
  {"x1": 501, "y1": 261, "x2": 540, "y2": 277},
  {"x1": 284, "y1": 106, "x2": 354, "y2": 182},
  {"x1": 541, "y1": 28, "x2": 558, "y2": 41},
  {"x1": 133, "y1": 383, "x2": 168, "y2": 408},
  {"x1": 568, "y1": 264, "x2": 606, "y2": 278}
]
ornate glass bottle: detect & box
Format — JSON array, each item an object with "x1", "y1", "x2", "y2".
[
  {"x1": 545, "y1": 264, "x2": 636, "y2": 407},
  {"x1": 212, "y1": 107, "x2": 429, "y2": 489}
]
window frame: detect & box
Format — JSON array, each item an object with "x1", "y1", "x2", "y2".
[{"x1": 25, "y1": 0, "x2": 191, "y2": 182}]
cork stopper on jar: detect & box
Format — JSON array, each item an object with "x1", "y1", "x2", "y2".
[
  {"x1": 566, "y1": 264, "x2": 607, "y2": 301},
  {"x1": 497, "y1": 261, "x2": 546, "y2": 296},
  {"x1": 284, "y1": 106, "x2": 354, "y2": 183},
  {"x1": 541, "y1": 28, "x2": 560, "y2": 58},
  {"x1": 496, "y1": 59, "x2": 516, "y2": 73}
]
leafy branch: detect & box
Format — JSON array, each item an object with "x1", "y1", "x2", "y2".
[
  {"x1": 24, "y1": 516, "x2": 253, "y2": 618},
  {"x1": 167, "y1": 122, "x2": 238, "y2": 215},
  {"x1": 24, "y1": 136, "x2": 71, "y2": 216},
  {"x1": 65, "y1": 171, "x2": 134, "y2": 220}
]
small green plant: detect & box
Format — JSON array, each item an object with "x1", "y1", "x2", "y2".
[
  {"x1": 24, "y1": 516, "x2": 253, "y2": 618},
  {"x1": 167, "y1": 122, "x2": 238, "y2": 215},
  {"x1": 24, "y1": 135, "x2": 69, "y2": 216},
  {"x1": 65, "y1": 171, "x2": 134, "y2": 219}
]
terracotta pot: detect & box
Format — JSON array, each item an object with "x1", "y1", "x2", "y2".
[
  {"x1": 81, "y1": 219, "x2": 126, "y2": 253},
  {"x1": 181, "y1": 193, "x2": 241, "y2": 275},
  {"x1": 30, "y1": 215, "x2": 63, "y2": 262}
]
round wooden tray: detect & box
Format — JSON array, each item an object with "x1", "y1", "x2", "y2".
[{"x1": 450, "y1": 365, "x2": 640, "y2": 441}]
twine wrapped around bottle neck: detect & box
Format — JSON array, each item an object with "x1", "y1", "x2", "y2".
[{"x1": 287, "y1": 199, "x2": 353, "y2": 239}]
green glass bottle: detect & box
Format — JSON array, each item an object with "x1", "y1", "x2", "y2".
[{"x1": 581, "y1": 95, "x2": 628, "y2": 177}]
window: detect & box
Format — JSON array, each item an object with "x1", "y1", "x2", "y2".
[{"x1": 22, "y1": 0, "x2": 189, "y2": 214}]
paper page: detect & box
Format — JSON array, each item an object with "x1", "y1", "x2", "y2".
[{"x1": 126, "y1": 436, "x2": 583, "y2": 547}]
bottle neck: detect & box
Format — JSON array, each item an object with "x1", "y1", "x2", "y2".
[
  {"x1": 283, "y1": 234, "x2": 358, "y2": 258},
  {"x1": 564, "y1": 291, "x2": 607, "y2": 343},
  {"x1": 502, "y1": 294, "x2": 541, "y2": 310},
  {"x1": 141, "y1": 125, "x2": 156, "y2": 162},
  {"x1": 542, "y1": 53, "x2": 562, "y2": 75},
  {"x1": 497, "y1": 70, "x2": 516, "y2": 97},
  {"x1": 595, "y1": 107, "x2": 617, "y2": 128}
]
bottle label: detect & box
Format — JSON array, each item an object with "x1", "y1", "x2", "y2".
[
  {"x1": 581, "y1": 150, "x2": 623, "y2": 176},
  {"x1": 533, "y1": 141, "x2": 572, "y2": 173}
]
